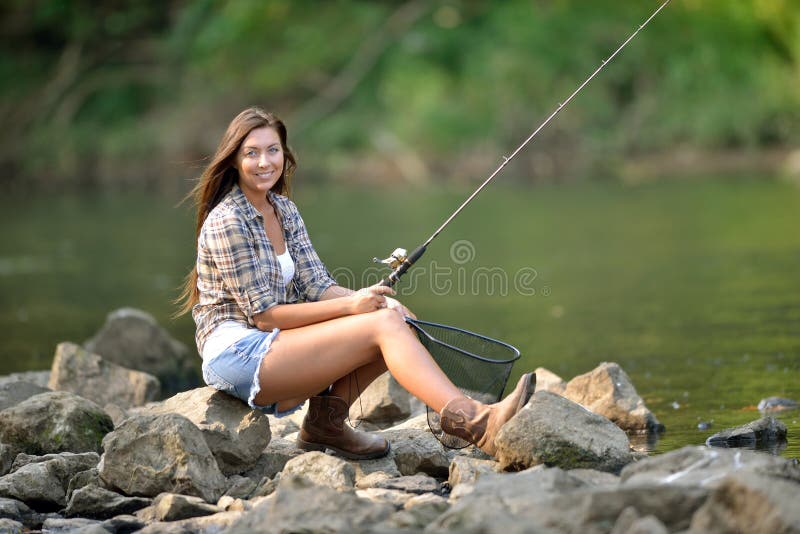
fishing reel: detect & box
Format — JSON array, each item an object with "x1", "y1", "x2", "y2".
[
  {"x1": 372, "y1": 245, "x2": 427, "y2": 287},
  {"x1": 373, "y1": 247, "x2": 408, "y2": 270}
]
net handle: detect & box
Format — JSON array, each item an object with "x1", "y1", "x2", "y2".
[{"x1": 405, "y1": 317, "x2": 521, "y2": 365}]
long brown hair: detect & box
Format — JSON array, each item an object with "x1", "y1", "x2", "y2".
[{"x1": 175, "y1": 107, "x2": 297, "y2": 316}]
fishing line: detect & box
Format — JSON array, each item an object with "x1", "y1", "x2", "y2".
[{"x1": 375, "y1": 0, "x2": 671, "y2": 287}]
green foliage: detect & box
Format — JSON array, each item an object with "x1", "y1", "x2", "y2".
[{"x1": 1, "y1": 0, "x2": 799, "y2": 189}]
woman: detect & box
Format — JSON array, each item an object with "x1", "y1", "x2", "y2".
[{"x1": 178, "y1": 107, "x2": 534, "y2": 460}]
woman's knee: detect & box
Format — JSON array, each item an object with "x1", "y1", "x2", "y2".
[{"x1": 371, "y1": 308, "x2": 411, "y2": 340}]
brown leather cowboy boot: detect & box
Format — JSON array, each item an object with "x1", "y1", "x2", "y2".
[
  {"x1": 440, "y1": 372, "x2": 536, "y2": 457},
  {"x1": 297, "y1": 395, "x2": 390, "y2": 460}
]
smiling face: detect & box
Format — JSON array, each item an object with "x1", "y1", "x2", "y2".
[{"x1": 235, "y1": 126, "x2": 285, "y2": 203}]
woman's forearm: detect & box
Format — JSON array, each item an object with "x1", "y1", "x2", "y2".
[
  {"x1": 253, "y1": 284, "x2": 395, "y2": 330},
  {"x1": 320, "y1": 285, "x2": 354, "y2": 300},
  {"x1": 253, "y1": 298, "x2": 352, "y2": 330}
]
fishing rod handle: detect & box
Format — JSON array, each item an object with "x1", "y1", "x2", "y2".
[{"x1": 379, "y1": 245, "x2": 427, "y2": 288}]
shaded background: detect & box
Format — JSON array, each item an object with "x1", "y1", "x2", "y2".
[{"x1": 1, "y1": 0, "x2": 799, "y2": 456}]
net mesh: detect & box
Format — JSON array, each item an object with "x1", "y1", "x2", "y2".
[{"x1": 407, "y1": 318, "x2": 520, "y2": 449}]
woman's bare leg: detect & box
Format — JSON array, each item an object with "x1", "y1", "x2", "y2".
[
  {"x1": 274, "y1": 359, "x2": 387, "y2": 412},
  {"x1": 255, "y1": 309, "x2": 462, "y2": 412}
]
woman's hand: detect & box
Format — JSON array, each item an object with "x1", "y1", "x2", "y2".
[{"x1": 349, "y1": 285, "x2": 396, "y2": 315}]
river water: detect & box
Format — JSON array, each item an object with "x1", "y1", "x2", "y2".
[{"x1": 1, "y1": 176, "x2": 798, "y2": 458}]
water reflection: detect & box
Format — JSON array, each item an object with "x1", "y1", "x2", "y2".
[{"x1": 628, "y1": 431, "x2": 661, "y2": 453}]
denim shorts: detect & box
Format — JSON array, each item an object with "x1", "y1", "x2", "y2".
[{"x1": 201, "y1": 328, "x2": 304, "y2": 417}]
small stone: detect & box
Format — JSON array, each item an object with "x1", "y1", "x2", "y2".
[
  {"x1": 99, "y1": 514, "x2": 145, "y2": 533},
  {"x1": 281, "y1": 451, "x2": 355, "y2": 490},
  {"x1": 757, "y1": 396, "x2": 798, "y2": 413},
  {"x1": 373, "y1": 474, "x2": 439, "y2": 494},
  {"x1": 223, "y1": 475, "x2": 258, "y2": 499},
  {"x1": 65, "y1": 485, "x2": 151, "y2": 519},
  {"x1": 41, "y1": 517, "x2": 101, "y2": 533},
  {"x1": 151, "y1": 492, "x2": 221, "y2": 522},
  {"x1": 706, "y1": 416, "x2": 787, "y2": 447},
  {"x1": 448, "y1": 456, "x2": 497, "y2": 488},
  {"x1": 356, "y1": 487, "x2": 414, "y2": 507}
]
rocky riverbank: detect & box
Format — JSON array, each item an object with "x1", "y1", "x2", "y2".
[{"x1": 0, "y1": 309, "x2": 798, "y2": 533}]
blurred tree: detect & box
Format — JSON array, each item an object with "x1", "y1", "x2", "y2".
[{"x1": 1, "y1": 0, "x2": 798, "y2": 191}]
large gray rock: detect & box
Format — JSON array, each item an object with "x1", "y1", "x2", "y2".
[
  {"x1": 136, "y1": 510, "x2": 243, "y2": 534},
  {"x1": 705, "y1": 416, "x2": 788, "y2": 447},
  {"x1": 97, "y1": 515, "x2": 146, "y2": 533},
  {"x1": 563, "y1": 362, "x2": 664, "y2": 433},
  {"x1": 84, "y1": 308, "x2": 197, "y2": 395},
  {"x1": 226, "y1": 475, "x2": 394, "y2": 533},
  {"x1": 139, "y1": 387, "x2": 270, "y2": 475},
  {"x1": 690, "y1": 472, "x2": 800, "y2": 533},
  {"x1": 0, "y1": 452, "x2": 99, "y2": 509},
  {"x1": 0, "y1": 518, "x2": 23, "y2": 533},
  {"x1": 494, "y1": 390, "x2": 633, "y2": 473},
  {"x1": 620, "y1": 445, "x2": 800, "y2": 488},
  {"x1": 64, "y1": 485, "x2": 151, "y2": 519},
  {"x1": 0, "y1": 382, "x2": 50, "y2": 412},
  {"x1": 349, "y1": 373, "x2": 415, "y2": 428},
  {"x1": 281, "y1": 451, "x2": 355, "y2": 490},
  {"x1": 48, "y1": 342, "x2": 161, "y2": 409},
  {"x1": 0, "y1": 372, "x2": 50, "y2": 389},
  {"x1": 41, "y1": 517, "x2": 101, "y2": 532},
  {"x1": 0, "y1": 498, "x2": 39, "y2": 530},
  {"x1": 380, "y1": 427, "x2": 451, "y2": 478},
  {"x1": 0, "y1": 443, "x2": 14, "y2": 476},
  {"x1": 434, "y1": 476, "x2": 709, "y2": 534},
  {"x1": 99, "y1": 414, "x2": 226, "y2": 503},
  {"x1": 0, "y1": 391, "x2": 113, "y2": 455}
]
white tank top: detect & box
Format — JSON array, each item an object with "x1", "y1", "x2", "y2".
[{"x1": 276, "y1": 249, "x2": 295, "y2": 286}]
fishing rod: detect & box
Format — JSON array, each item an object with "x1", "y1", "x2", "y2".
[{"x1": 375, "y1": 0, "x2": 671, "y2": 287}]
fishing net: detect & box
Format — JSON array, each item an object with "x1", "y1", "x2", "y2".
[{"x1": 406, "y1": 318, "x2": 521, "y2": 449}]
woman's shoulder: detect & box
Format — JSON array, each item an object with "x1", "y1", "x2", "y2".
[{"x1": 203, "y1": 193, "x2": 248, "y2": 232}]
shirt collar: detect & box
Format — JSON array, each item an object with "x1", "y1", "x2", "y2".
[
  {"x1": 230, "y1": 184, "x2": 288, "y2": 226},
  {"x1": 230, "y1": 183, "x2": 262, "y2": 221}
]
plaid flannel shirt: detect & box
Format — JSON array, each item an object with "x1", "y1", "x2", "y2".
[{"x1": 192, "y1": 184, "x2": 336, "y2": 354}]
